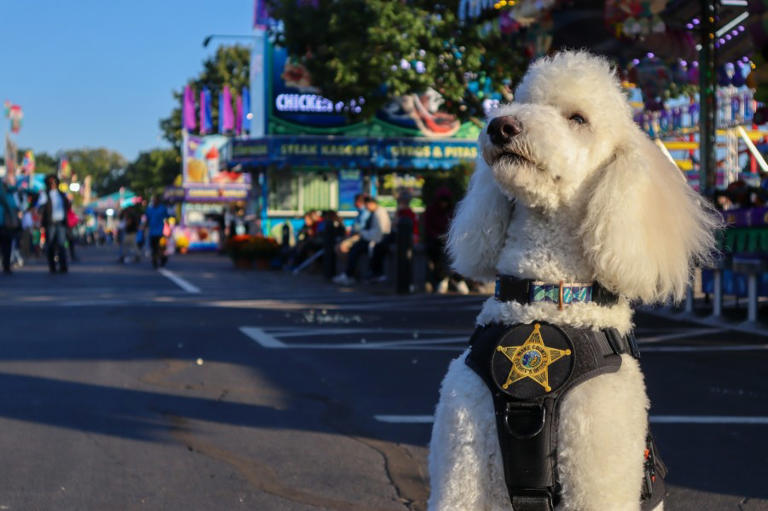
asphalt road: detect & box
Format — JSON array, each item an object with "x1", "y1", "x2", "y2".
[{"x1": 0, "y1": 246, "x2": 766, "y2": 511}]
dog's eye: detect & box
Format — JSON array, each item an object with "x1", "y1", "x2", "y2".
[{"x1": 569, "y1": 113, "x2": 587, "y2": 125}]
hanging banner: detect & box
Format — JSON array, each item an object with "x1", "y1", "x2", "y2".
[
  {"x1": 3, "y1": 101, "x2": 23, "y2": 133},
  {"x1": 183, "y1": 85, "x2": 197, "y2": 131},
  {"x1": 4, "y1": 134, "x2": 17, "y2": 178},
  {"x1": 338, "y1": 169, "x2": 363, "y2": 211},
  {"x1": 21, "y1": 150, "x2": 35, "y2": 175}
]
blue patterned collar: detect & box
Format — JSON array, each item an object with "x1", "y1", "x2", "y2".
[{"x1": 494, "y1": 276, "x2": 602, "y2": 310}]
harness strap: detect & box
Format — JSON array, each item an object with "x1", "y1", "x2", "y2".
[{"x1": 466, "y1": 323, "x2": 634, "y2": 508}]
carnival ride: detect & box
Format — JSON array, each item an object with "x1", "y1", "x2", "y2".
[{"x1": 636, "y1": 85, "x2": 768, "y2": 322}]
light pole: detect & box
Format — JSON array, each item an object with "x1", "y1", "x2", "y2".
[
  {"x1": 698, "y1": 0, "x2": 718, "y2": 199},
  {"x1": 202, "y1": 34, "x2": 259, "y2": 48}
]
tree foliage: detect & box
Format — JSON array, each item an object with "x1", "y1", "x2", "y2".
[
  {"x1": 123, "y1": 148, "x2": 180, "y2": 199},
  {"x1": 63, "y1": 148, "x2": 127, "y2": 196},
  {"x1": 160, "y1": 45, "x2": 251, "y2": 148},
  {"x1": 267, "y1": 0, "x2": 527, "y2": 121}
]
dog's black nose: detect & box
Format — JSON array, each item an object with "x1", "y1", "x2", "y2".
[{"x1": 487, "y1": 116, "x2": 522, "y2": 146}]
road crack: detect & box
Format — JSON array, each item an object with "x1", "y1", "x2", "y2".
[
  {"x1": 311, "y1": 394, "x2": 428, "y2": 511},
  {"x1": 164, "y1": 414, "x2": 401, "y2": 511}
]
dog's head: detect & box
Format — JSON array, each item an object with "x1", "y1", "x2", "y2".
[
  {"x1": 481, "y1": 51, "x2": 633, "y2": 210},
  {"x1": 477, "y1": 51, "x2": 720, "y2": 302}
]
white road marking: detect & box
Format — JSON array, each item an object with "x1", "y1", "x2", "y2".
[
  {"x1": 374, "y1": 414, "x2": 768, "y2": 425},
  {"x1": 241, "y1": 326, "x2": 768, "y2": 353},
  {"x1": 375, "y1": 415, "x2": 435, "y2": 424},
  {"x1": 239, "y1": 327, "x2": 467, "y2": 351},
  {"x1": 641, "y1": 344, "x2": 768, "y2": 353},
  {"x1": 642, "y1": 306, "x2": 768, "y2": 338},
  {"x1": 650, "y1": 416, "x2": 768, "y2": 424},
  {"x1": 158, "y1": 269, "x2": 201, "y2": 294},
  {"x1": 241, "y1": 326, "x2": 768, "y2": 354},
  {"x1": 239, "y1": 327, "x2": 285, "y2": 348},
  {"x1": 636, "y1": 328, "x2": 726, "y2": 344}
]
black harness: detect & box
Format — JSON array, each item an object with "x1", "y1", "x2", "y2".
[{"x1": 465, "y1": 320, "x2": 666, "y2": 511}]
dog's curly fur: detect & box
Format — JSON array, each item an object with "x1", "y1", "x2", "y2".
[{"x1": 428, "y1": 51, "x2": 720, "y2": 510}]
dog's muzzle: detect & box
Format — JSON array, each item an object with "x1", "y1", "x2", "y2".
[{"x1": 487, "y1": 115, "x2": 523, "y2": 147}]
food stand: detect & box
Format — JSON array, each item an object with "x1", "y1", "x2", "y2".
[{"x1": 164, "y1": 133, "x2": 252, "y2": 251}]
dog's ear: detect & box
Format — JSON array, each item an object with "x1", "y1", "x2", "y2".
[
  {"x1": 448, "y1": 157, "x2": 514, "y2": 282},
  {"x1": 579, "y1": 129, "x2": 720, "y2": 303}
]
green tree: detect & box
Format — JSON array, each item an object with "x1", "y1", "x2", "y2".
[
  {"x1": 160, "y1": 45, "x2": 251, "y2": 148},
  {"x1": 32, "y1": 151, "x2": 58, "y2": 176},
  {"x1": 123, "y1": 148, "x2": 180, "y2": 198},
  {"x1": 267, "y1": 0, "x2": 526, "y2": 121},
  {"x1": 62, "y1": 148, "x2": 127, "y2": 196}
]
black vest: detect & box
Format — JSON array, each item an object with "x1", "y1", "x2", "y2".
[{"x1": 465, "y1": 322, "x2": 666, "y2": 511}]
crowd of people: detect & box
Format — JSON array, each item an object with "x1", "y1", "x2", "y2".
[
  {"x1": 715, "y1": 177, "x2": 768, "y2": 211},
  {"x1": 281, "y1": 189, "x2": 469, "y2": 293},
  {"x1": 0, "y1": 174, "x2": 80, "y2": 274},
  {"x1": 0, "y1": 172, "x2": 180, "y2": 275},
  {"x1": 0, "y1": 170, "x2": 468, "y2": 293}
]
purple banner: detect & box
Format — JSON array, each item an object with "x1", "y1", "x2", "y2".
[
  {"x1": 221, "y1": 86, "x2": 235, "y2": 132},
  {"x1": 236, "y1": 94, "x2": 243, "y2": 134},
  {"x1": 183, "y1": 85, "x2": 196, "y2": 131}
]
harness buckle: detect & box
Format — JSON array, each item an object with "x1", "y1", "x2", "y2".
[
  {"x1": 558, "y1": 281, "x2": 564, "y2": 310},
  {"x1": 510, "y1": 489, "x2": 555, "y2": 511},
  {"x1": 503, "y1": 402, "x2": 546, "y2": 439}
]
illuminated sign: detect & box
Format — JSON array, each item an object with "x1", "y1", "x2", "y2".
[
  {"x1": 274, "y1": 93, "x2": 363, "y2": 115},
  {"x1": 275, "y1": 93, "x2": 334, "y2": 113}
]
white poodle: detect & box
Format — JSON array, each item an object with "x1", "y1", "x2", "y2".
[{"x1": 428, "y1": 51, "x2": 719, "y2": 511}]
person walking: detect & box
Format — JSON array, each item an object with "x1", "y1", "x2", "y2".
[
  {"x1": 20, "y1": 204, "x2": 34, "y2": 260},
  {"x1": 0, "y1": 180, "x2": 20, "y2": 274},
  {"x1": 66, "y1": 207, "x2": 79, "y2": 262},
  {"x1": 121, "y1": 208, "x2": 140, "y2": 263},
  {"x1": 37, "y1": 174, "x2": 70, "y2": 273},
  {"x1": 333, "y1": 196, "x2": 391, "y2": 285},
  {"x1": 144, "y1": 195, "x2": 169, "y2": 269}
]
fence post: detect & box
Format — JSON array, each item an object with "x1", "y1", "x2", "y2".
[
  {"x1": 684, "y1": 285, "x2": 694, "y2": 314},
  {"x1": 712, "y1": 269, "x2": 722, "y2": 318},
  {"x1": 747, "y1": 272, "x2": 758, "y2": 323},
  {"x1": 732, "y1": 257, "x2": 766, "y2": 323},
  {"x1": 323, "y1": 223, "x2": 336, "y2": 280},
  {"x1": 396, "y1": 216, "x2": 414, "y2": 294}
]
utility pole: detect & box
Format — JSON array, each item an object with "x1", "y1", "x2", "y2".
[{"x1": 699, "y1": 0, "x2": 718, "y2": 198}]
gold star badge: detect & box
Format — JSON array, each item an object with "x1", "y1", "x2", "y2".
[{"x1": 496, "y1": 323, "x2": 572, "y2": 392}]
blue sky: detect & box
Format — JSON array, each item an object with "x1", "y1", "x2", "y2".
[{"x1": 0, "y1": 0, "x2": 254, "y2": 160}]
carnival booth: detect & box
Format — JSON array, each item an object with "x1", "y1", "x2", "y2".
[
  {"x1": 229, "y1": 135, "x2": 478, "y2": 236},
  {"x1": 225, "y1": 43, "x2": 481, "y2": 236},
  {"x1": 166, "y1": 134, "x2": 252, "y2": 252}
]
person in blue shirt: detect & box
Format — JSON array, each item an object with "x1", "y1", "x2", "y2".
[{"x1": 143, "y1": 195, "x2": 169, "y2": 269}]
